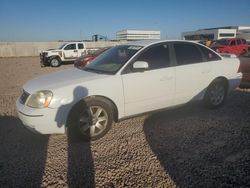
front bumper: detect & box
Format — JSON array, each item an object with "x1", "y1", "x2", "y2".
[
  {"x1": 16, "y1": 98, "x2": 66, "y2": 134},
  {"x1": 40, "y1": 53, "x2": 50, "y2": 66}
]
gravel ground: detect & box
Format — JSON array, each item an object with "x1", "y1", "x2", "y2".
[{"x1": 0, "y1": 57, "x2": 250, "y2": 187}]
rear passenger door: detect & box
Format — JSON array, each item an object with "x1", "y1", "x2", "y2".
[{"x1": 173, "y1": 42, "x2": 216, "y2": 105}]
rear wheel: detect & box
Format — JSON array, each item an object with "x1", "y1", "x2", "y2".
[
  {"x1": 204, "y1": 80, "x2": 227, "y2": 109},
  {"x1": 68, "y1": 97, "x2": 114, "y2": 141}
]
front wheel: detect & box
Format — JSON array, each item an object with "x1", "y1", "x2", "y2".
[
  {"x1": 68, "y1": 98, "x2": 114, "y2": 141},
  {"x1": 50, "y1": 57, "x2": 61, "y2": 67},
  {"x1": 204, "y1": 80, "x2": 227, "y2": 109}
]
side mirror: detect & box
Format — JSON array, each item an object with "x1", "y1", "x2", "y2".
[{"x1": 133, "y1": 61, "x2": 149, "y2": 72}]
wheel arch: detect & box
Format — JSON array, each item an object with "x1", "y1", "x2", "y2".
[
  {"x1": 66, "y1": 95, "x2": 119, "y2": 128},
  {"x1": 49, "y1": 55, "x2": 61, "y2": 60},
  {"x1": 210, "y1": 76, "x2": 229, "y2": 92}
]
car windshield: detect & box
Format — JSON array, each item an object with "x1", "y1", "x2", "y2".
[
  {"x1": 83, "y1": 45, "x2": 142, "y2": 74},
  {"x1": 92, "y1": 48, "x2": 109, "y2": 55},
  {"x1": 216, "y1": 39, "x2": 230, "y2": 46},
  {"x1": 58, "y1": 43, "x2": 67, "y2": 49}
]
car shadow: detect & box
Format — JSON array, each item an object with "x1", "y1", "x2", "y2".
[
  {"x1": 143, "y1": 91, "x2": 250, "y2": 187},
  {"x1": 55, "y1": 86, "x2": 95, "y2": 187},
  {"x1": 0, "y1": 115, "x2": 49, "y2": 187}
]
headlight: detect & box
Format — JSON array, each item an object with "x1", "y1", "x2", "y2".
[{"x1": 26, "y1": 90, "x2": 53, "y2": 108}]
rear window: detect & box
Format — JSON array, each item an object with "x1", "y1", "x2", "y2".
[
  {"x1": 78, "y1": 43, "x2": 84, "y2": 49},
  {"x1": 230, "y1": 40, "x2": 236, "y2": 46},
  {"x1": 237, "y1": 39, "x2": 242, "y2": 45},
  {"x1": 216, "y1": 39, "x2": 230, "y2": 46},
  {"x1": 174, "y1": 43, "x2": 203, "y2": 65},
  {"x1": 198, "y1": 45, "x2": 221, "y2": 61}
]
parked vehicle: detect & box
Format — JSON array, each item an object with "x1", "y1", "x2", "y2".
[
  {"x1": 210, "y1": 38, "x2": 248, "y2": 56},
  {"x1": 239, "y1": 53, "x2": 250, "y2": 88},
  {"x1": 74, "y1": 47, "x2": 110, "y2": 68},
  {"x1": 16, "y1": 40, "x2": 242, "y2": 141},
  {"x1": 40, "y1": 42, "x2": 87, "y2": 67}
]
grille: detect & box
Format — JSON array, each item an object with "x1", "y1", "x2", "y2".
[
  {"x1": 40, "y1": 52, "x2": 48, "y2": 60},
  {"x1": 19, "y1": 90, "x2": 30, "y2": 104}
]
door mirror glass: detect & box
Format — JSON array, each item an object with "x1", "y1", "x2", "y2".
[{"x1": 133, "y1": 61, "x2": 149, "y2": 72}]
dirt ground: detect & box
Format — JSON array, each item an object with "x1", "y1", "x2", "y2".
[{"x1": 0, "y1": 57, "x2": 250, "y2": 187}]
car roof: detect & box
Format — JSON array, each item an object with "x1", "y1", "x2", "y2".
[{"x1": 125, "y1": 39, "x2": 196, "y2": 47}]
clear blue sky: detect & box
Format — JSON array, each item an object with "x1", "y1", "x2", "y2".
[{"x1": 0, "y1": 0, "x2": 249, "y2": 41}]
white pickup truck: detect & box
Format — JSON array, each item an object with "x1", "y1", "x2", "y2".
[{"x1": 40, "y1": 42, "x2": 87, "y2": 67}]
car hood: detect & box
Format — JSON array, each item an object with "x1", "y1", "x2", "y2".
[
  {"x1": 23, "y1": 68, "x2": 108, "y2": 94},
  {"x1": 42, "y1": 49, "x2": 62, "y2": 53}
]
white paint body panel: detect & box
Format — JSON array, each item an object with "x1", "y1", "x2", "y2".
[
  {"x1": 16, "y1": 40, "x2": 242, "y2": 134},
  {"x1": 122, "y1": 67, "x2": 175, "y2": 116}
]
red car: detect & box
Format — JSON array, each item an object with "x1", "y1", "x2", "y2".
[
  {"x1": 239, "y1": 53, "x2": 250, "y2": 88},
  {"x1": 211, "y1": 38, "x2": 248, "y2": 57},
  {"x1": 74, "y1": 47, "x2": 110, "y2": 68}
]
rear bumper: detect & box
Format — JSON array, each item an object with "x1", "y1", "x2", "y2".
[{"x1": 228, "y1": 73, "x2": 242, "y2": 92}]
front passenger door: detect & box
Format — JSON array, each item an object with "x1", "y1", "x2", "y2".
[
  {"x1": 121, "y1": 43, "x2": 175, "y2": 116},
  {"x1": 63, "y1": 43, "x2": 78, "y2": 59}
]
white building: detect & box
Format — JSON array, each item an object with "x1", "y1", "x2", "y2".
[
  {"x1": 116, "y1": 30, "x2": 160, "y2": 41},
  {"x1": 182, "y1": 26, "x2": 250, "y2": 41}
]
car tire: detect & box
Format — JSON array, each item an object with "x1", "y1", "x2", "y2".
[
  {"x1": 204, "y1": 80, "x2": 227, "y2": 109},
  {"x1": 50, "y1": 57, "x2": 61, "y2": 67},
  {"x1": 68, "y1": 97, "x2": 114, "y2": 141}
]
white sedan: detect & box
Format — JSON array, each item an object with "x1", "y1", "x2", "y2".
[{"x1": 16, "y1": 40, "x2": 242, "y2": 140}]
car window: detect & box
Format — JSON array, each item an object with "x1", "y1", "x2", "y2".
[
  {"x1": 216, "y1": 39, "x2": 230, "y2": 46},
  {"x1": 237, "y1": 39, "x2": 242, "y2": 45},
  {"x1": 174, "y1": 43, "x2": 203, "y2": 65},
  {"x1": 230, "y1": 40, "x2": 236, "y2": 46},
  {"x1": 64, "y1": 44, "x2": 76, "y2": 50},
  {"x1": 135, "y1": 44, "x2": 170, "y2": 70},
  {"x1": 84, "y1": 45, "x2": 141, "y2": 74},
  {"x1": 198, "y1": 45, "x2": 221, "y2": 61},
  {"x1": 59, "y1": 43, "x2": 67, "y2": 49},
  {"x1": 242, "y1": 39, "x2": 247, "y2": 44},
  {"x1": 78, "y1": 43, "x2": 84, "y2": 49}
]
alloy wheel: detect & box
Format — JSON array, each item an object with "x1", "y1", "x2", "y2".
[{"x1": 78, "y1": 106, "x2": 108, "y2": 137}]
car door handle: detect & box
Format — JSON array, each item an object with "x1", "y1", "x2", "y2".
[
  {"x1": 202, "y1": 70, "x2": 211, "y2": 74},
  {"x1": 160, "y1": 76, "x2": 173, "y2": 81}
]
